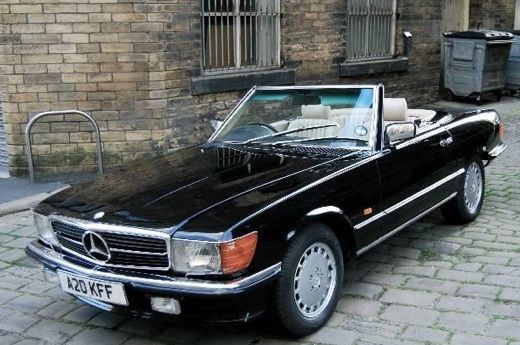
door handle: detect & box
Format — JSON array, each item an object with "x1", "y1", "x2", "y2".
[{"x1": 440, "y1": 137, "x2": 453, "y2": 147}]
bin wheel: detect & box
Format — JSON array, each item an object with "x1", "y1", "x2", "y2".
[
  {"x1": 476, "y1": 95, "x2": 483, "y2": 105},
  {"x1": 494, "y1": 91, "x2": 502, "y2": 102}
]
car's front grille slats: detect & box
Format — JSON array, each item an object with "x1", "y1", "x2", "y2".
[{"x1": 51, "y1": 220, "x2": 170, "y2": 270}]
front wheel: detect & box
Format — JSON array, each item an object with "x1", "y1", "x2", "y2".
[
  {"x1": 273, "y1": 224, "x2": 343, "y2": 337},
  {"x1": 441, "y1": 160, "x2": 485, "y2": 223}
]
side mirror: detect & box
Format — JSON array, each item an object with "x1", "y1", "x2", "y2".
[
  {"x1": 211, "y1": 119, "x2": 223, "y2": 131},
  {"x1": 386, "y1": 122, "x2": 416, "y2": 145}
]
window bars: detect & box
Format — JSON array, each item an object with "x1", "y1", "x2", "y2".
[
  {"x1": 346, "y1": 0, "x2": 397, "y2": 61},
  {"x1": 201, "y1": 0, "x2": 281, "y2": 73}
]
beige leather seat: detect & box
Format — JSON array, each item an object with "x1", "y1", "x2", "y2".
[
  {"x1": 287, "y1": 105, "x2": 339, "y2": 138},
  {"x1": 407, "y1": 109, "x2": 437, "y2": 121},
  {"x1": 384, "y1": 98, "x2": 408, "y2": 122}
]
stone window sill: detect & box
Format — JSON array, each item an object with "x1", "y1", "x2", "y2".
[
  {"x1": 191, "y1": 68, "x2": 296, "y2": 96},
  {"x1": 339, "y1": 57, "x2": 409, "y2": 77}
]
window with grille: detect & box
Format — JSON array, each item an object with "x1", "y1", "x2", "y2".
[
  {"x1": 201, "y1": 0, "x2": 281, "y2": 73},
  {"x1": 346, "y1": 0, "x2": 397, "y2": 61}
]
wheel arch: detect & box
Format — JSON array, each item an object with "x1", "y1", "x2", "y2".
[{"x1": 296, "y1": 206, "x2": 358, "y2": 260}]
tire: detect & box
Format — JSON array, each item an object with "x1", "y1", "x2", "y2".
[
  {"x1": 273, "y1": 223, "x2": 344, "y2": 337},
  {"x1": 441, "y1": 159, "x2": 485, "y2": 224}
]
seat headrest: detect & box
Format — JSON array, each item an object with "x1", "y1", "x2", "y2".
[
  {"x1": 301, "y1": 105, "x2": 331, "y2": 119},
  {"x1": 383, "y1": 98, "x2": 408, "y2": 121}
]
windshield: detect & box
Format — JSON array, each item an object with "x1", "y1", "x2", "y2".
[{"x1": 213, "y1": 88, "x2": 375, "y2": 149}]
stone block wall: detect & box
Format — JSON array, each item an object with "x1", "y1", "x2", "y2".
[
  {"x1": 470, "y1": 0, "x2": 515, "y2": 30},
  {"x1": 0, "y1": 0, "x2": 515, "y2": 176}
]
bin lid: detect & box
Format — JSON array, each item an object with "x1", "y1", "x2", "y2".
[{"x1": 443, "y1": 30, "x2": 513, "y2": 40}]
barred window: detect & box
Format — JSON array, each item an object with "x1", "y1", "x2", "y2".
[
  {"x1": 201, "y1": 0, "x2": 281, "y2": 73},
  {"x1": 346, "y1": 0, "x2": 397, "y2": 61}
]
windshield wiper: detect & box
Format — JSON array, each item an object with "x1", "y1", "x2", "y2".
[
  {"x1": 271, "y1": 136, "x2": 368, "y2": 146},
  {"x1": 243, "y1": 123, "x2": 339, "y2": 144}
]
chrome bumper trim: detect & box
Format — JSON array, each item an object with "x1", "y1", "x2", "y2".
[
  {"x1": 488, "y1": 143, "x2": 507, "y2": 157},
  {"x1": 26, "y1": 241, "x2": 281, "y2": 295}
]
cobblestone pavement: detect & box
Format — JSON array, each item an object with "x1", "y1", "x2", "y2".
[{"x1": 0, "y1": 98, "x2": 519, "y2": 345}]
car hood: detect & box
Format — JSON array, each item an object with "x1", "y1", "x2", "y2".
[{"x1": 37, "y1": 143, "x2": 367, "y2": 236}]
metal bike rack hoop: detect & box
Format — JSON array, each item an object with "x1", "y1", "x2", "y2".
[{"x1": 25, "y1": 110, "x2": 104, "y2": 183}]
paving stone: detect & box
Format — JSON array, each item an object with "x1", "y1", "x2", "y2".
[
  {"x1": 484, "y1": 274, "x2": 520, "y2": 287},
  {"x1": 0, "y1": 275, "x2": 32, "y2": 290},
  {"x1": 452, "y1": 262, "x2": 482, "y2": 272},
  {"x1": 0, "y1": 333, "x2": 21, "y2": 345},
  {"x1": 362, "y1": 272, "x2": 407, "y2": 288},
  {"x1": 87, "y1": 311, "x2": 129, "y2": 329},
  {"x1": 380, "y1": 305, "x2": 439, "y2": 326},
  {"x1": 26, "y1": 319, "x2": 83, "y2": 343},
  {"x1": 67, "y1": 328, "x2": 131, "y2": 345},
  {"x1": 485, "y1": 301, "x2": 520, "y2": 317},
  {"x1": 437, "y1": 268, "x2": 484, "y2": 283},
  {"x1": 37, "y1": 300, "x2": 78, "y2": 318},
  {"x1": 400, "y1": 326, "x2": 449, "y2": 344},
  {"x1": 437, "y1": 311, "x2": 488, "y2": 332},
  {"x1": 342, "y1": 282, "x2": 384, "y2": 299},
  {"x1": 342, "y1": 314, "x2": 403, "y2": 338},
  {"x1": 3, "y1": 237, "x2": 34, "y2": 249},
  {"x1": 63, "y1": 305, "x2": 101, "y2": 323},
  {"x1": 393, "y1": 265, "x2": 436, "y2": 277},
  {"x1": 0, "y1": 249, "x2": 28, "y2": 262},
  {"x1": 405, "y1": 277, "x2": 459, "y2": 294},
  {"x1": 458, "y1": 284, "x2": 499, "y2": 299},
  {"x1": 0, "y1": 312, "x2": 40, "y2": 332},
  {"x1": 337, "y1": 297, "x2": 382, "y2": 317},
  {"x1": 379, "y1": 288, "x2": 438, "y2": 307},
  {"x1": 118, "y1": 318, "x2": 169, "y2": 336},
  {"x1": 489, "y1": 319, "x2": 520, "y2": 339},
  {"x1": 303, "y1": 326, "x2": 358, "y2": 345},
  {"x1": 450, "y1": 334, "x2": 507, "y2": 345},
  {"x1": 0, "y1": 289, "x2": 22, "y2": 305},
  {"x1": 436, "y1": 296, "x2": 484, "y2": 313},
  {"x1": 5, "y1": 293, "x2": 53, "y2": 313},
  {"x1": 18, "y1": 281, "x2": 56, "y2": 295}
]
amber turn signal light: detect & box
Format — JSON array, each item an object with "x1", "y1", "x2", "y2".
[{"x1": 220, "y1": 232, "x2": 258, "y2": 274}]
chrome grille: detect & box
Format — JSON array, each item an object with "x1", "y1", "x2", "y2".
[{"x1": 52, "y1": 220, "x2": 170, "y2": 270}]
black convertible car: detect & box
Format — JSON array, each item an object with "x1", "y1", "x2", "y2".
[{"x1": 26, "y1": 85, "x2": 506, "y2": 336}]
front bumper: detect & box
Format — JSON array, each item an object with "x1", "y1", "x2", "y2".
[{"x1": 26, "y1": 240, "x2": 280, "y2": 321}]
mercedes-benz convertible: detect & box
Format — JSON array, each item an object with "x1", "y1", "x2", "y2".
[{"x1": 26, "y1": 84, "x2": 506, "y2": 336}]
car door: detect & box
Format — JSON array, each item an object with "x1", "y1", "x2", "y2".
[{"x1": 353, "y1": 125, "x2": 460, "y2": 251}]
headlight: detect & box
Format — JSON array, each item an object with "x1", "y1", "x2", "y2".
[
  {"x1": 33, "y1": 213, "x2": 59, "y2": 247},
  {"x1": 171, "y1": 232, "x2": 258, "y2": 275}
]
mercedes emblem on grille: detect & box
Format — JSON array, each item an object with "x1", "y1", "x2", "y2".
[{"x1": 82, "y1": 231, "x2": 111, "y2": 262}]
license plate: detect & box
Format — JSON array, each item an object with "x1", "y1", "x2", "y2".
[{"x1": 57, "y1": 271, "x2": 128, "y2": 306}]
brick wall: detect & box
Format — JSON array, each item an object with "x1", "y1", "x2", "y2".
[{"x1": 0, "y1": 0, "x2": 514, "y2": 176}]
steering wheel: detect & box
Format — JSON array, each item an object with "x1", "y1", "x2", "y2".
[{"x1": 246, "y1": 122, "x2": 278, "y2": 133}]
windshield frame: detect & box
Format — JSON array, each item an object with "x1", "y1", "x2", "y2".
[{"x1": 208, "y1": 85, "x2": 381, "y2": 151}]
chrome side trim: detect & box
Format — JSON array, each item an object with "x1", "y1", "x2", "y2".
[
  {"x1": 306, "y1": 206, "x2": 344, "y2": 217},
  {"x1": 354, "y1": 168, "x2": 465, "y2": 230},
  {"x1": 26, "y1": 240, "x2": 281, "y2": 295},
  {"x1": 356, "y1": 192, "x2": 457, "y2": 255},
  {"x1": 488, "y1": 143, "x2": 507, "y2": 157},
  {"x1": 230, "y1": 152, "x2": 385, "y2": 230}
]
